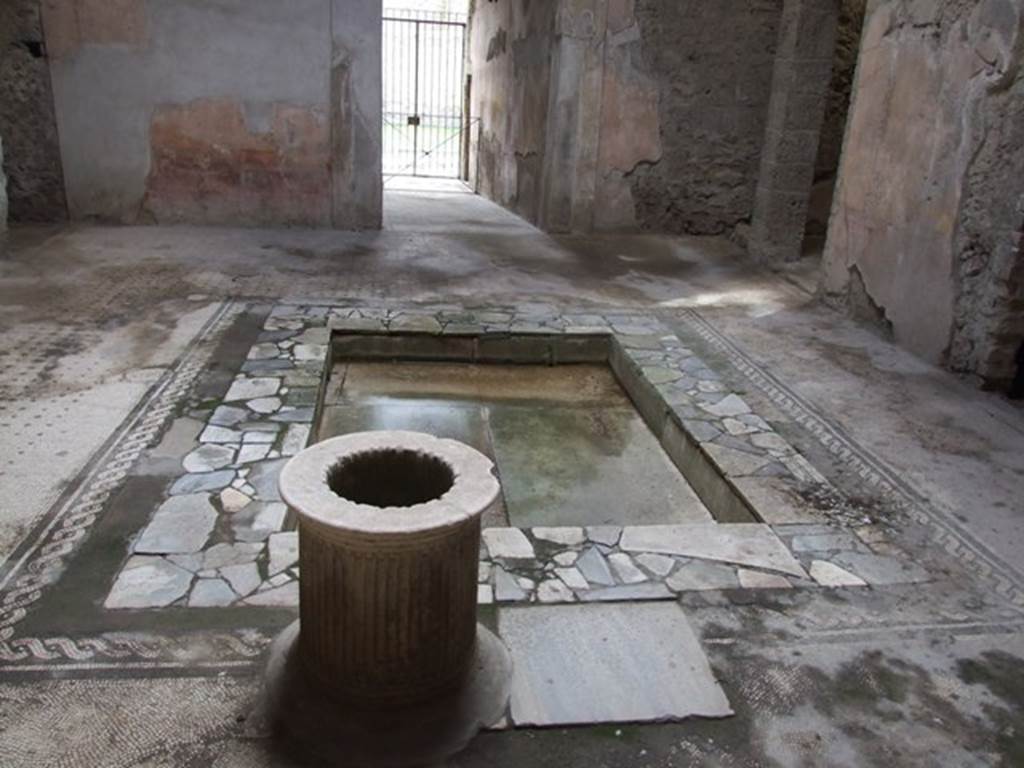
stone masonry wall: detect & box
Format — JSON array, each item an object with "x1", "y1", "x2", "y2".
[
  {"x1": 0, "y1": 0, "x2": 67, "y2": 221},
  {"x1": 822, "y1": 0, "x2": 1024, "y2": 387},
  {"x1": 623, "y1": 0, "x2": 782, "y2": 236}
]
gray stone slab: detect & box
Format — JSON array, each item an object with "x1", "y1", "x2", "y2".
[
  {"x1": 199, "y1": 425, "x2": 245, "y2": 444},
  {"x1": 789, "y1": 533, "x2": 865, "y2": 553},
  {"x1": 501, "y1": 603, "x2": 733, "y2": 727},
  {"x1": 188, "y1": 578, "x2": 237, "y2": 607},
  {"x1": 201, "y1": 542, "x2": 262, "y2": 570},
  {"x1": 221, "y1": 562, "x2": 262, "y2": 597},
  {"x1": 241, "y1": 359, "x2": 294, "y2": 374},
  {"x1": 636, "y1": 553, "x2": 676, "y2": 577},
  {"x1": 578, "y1": 583, "x2": 674, "y2": 602},
  {"x1": 830, "y1": 552, "x2": 930, "y2": 585},
  {"x1": 809, "y1": 560, "x2": 868, "y2": 587},
  {"x1": 666, "y1": 560, "x2": 740, "y2": 591},
  {"x1": 248, "y1": 396, "x2": 282, "y2": 414},
  {"x1": 555, "y1": 567, "x2": 589, "y2": 590},
  {"x1": 247, "y1": 459, "x2": 289, "y2": 502},
  {"x1": 224, "y1": 377, "x2": 280, "y2": 402},
  {"x1": 699, "y1": 394, "x2": 751, "y2": 418},
  {"x1": 236, "y1": 443, "x2": 272, "y2": 465},
  {"x1": 169, "y1": 470, "x2": 235, "y2": 496},
  {"x1": 702, "y1": 442, "x2": 774, "y2": 477},
  {"x1": 149, "y1": 417, "x2": 205, "y2": 458},
  {"x1": 134, "y1": 495, "x2": 217, "y2": 554},
  {"x1": 483, "y1": 528, "x2": 535, "y2": 560},
  {"x1": 281, "y1": 424, "x2": 311, "y2": 456},
  {"x1": 268, "y1": 532, "x2": 299, "y2": 575},
  {"x1": 608, "y1": 553, "x2": 647, "y2": 584},
  {"x1": 620, "y1": 524, "x2": 807, "y2": 578},
  {"x1": 576, "y1": 547, "x2": 616, "y2": 587},
  {"x1": 537, "y1": 579, "x2": 576, "y2": 603},
  {"x1": 532, "y1": 527, "x2": 585, "y2": 546},
  {"x1": 105, "y1": 557, "x2": 193, "y2": 609},
  {"x1": 585, "y1": 525, "x2": 622, "y2": 547},
  {"x1": 494, "y1": 566, "x2": 527, "y2": 602},
  {"x1": 182, "y1": 444, "x2": 235, "y2": 473},
  {"x1": 270, "y1": 407, "x2": 315, "y2": 423},
  {"x1": 737, "y1": 569, "x2": 792, "y2": 589}
]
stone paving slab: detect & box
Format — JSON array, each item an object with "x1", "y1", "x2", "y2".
[
  {"x1": 500, "y1": 603, "x2": 733, "y2": 727},
  {"x1": 619, "y1": 525, "x2": 808, "y2": 578}
]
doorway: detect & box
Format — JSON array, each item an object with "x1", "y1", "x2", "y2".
[{"x1": 382, "y1": 8, "x2": 468, "y2": 181}]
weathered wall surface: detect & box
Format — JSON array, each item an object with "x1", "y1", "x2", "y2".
[
  {"x1": 620, "y1": 0, "x2": 782, "y2": 236},
  {"x1": 0, "y1": 135, "x2": 8, "y2": 239},
  {"x1": 822, "y1": 0, "x2": 1024, "y2": 385},
  {"x1": 805, "y1": 0, "x2": 867, "y2": 245},
  {"x1": 468, "y1": 0, "x2": 787, "y2": 235},
  {"x1": 0, "y1": 0, "x2": 67, "y2": 221},
  {"x1": 40, "y1": 0, "x2": 381, "y2": 229},
  {"x1": 468, "y1": 0, "x2": 557, "y2": 224}
]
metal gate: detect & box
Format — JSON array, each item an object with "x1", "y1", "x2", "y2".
[{"x1": 382, "y1": 10, "x2": 467, "y2": 179}]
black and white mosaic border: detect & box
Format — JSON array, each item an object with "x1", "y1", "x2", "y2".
[{"x1": 0, "y1": 301, "x2": 245, "y2": 650}]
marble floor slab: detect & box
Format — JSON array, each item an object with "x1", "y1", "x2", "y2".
[
  {"x1": 499, "y1": 602, "x2": 733, "y2": 727},
  {"x1": 620, "y1": 524, "x2": 808, "y2": 578}
]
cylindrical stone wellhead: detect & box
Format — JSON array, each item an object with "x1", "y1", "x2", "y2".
[{"x1": 278, "y1": 430, "x2": 501, "y2": 707}]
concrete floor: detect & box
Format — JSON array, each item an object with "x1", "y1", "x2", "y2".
[{"x1": 1, "y1": 180, "x2": 1022, "y2": 766}]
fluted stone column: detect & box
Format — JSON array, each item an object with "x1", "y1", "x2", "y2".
[
  {"x1": 281, "y1": 431, "x2": 498, "y2": 705},
  {"x1": 262, "y1": 431, "x2": 511, "y2": 765}
]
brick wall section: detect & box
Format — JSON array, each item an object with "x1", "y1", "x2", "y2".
[{"x1": 748, "y1": 0, "x2": 839, "y2": 263}]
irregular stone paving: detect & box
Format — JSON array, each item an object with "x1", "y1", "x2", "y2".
[
  {"x1": 475, "y1": 523, "x2": 914, "y2": 605},
  {"x1": 105, "y1": 303, "x2": 914, "y2": 609},
  {"x1": 105, "y1": 306, "x2": 327, "y2": 609}
]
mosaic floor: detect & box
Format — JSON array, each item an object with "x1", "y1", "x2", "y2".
[{"x1": 2, "y1": 300, "x2": 1021, "y2": 737}]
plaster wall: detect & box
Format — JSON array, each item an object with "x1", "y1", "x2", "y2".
[
  {"x1": 0, "y1": 0, "x2": 67, "y2": 221},
  {"x1": 468, "y1": 0, "x2": 787, "y2": 235},
  {"x1": 468, "y1": 0, "x2": 557, "y2": 224},
  {"x1": 40, "y1": 0, "x2": 381, "y2": 229},
  {"x1": 822, "y1": 0, "x2": 1024, "y2": 383}
]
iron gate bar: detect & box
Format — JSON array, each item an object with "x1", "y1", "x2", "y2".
[{"x1": 382, "y1": 13, "x2": 467, "y2": 180}]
